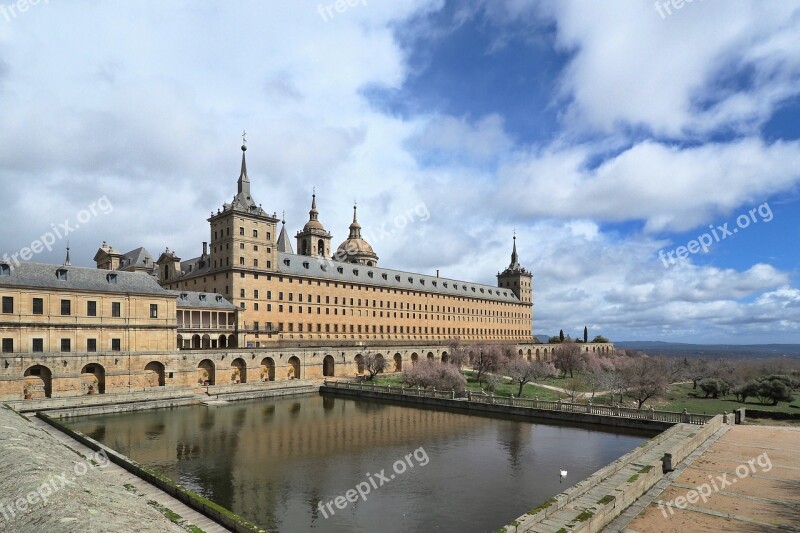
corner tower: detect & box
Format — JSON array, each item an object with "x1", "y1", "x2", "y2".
[
  {"x1": 296, "y1": 192, "x2": 332, "y2": 258},
  {"x1": 497, "y1": 235, "x2": 532, "y2": 305},
  {"x1": 207, "y1": 138, "x2": 280, "y2": 274}
]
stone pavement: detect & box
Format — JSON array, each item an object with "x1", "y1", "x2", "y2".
[
  {"x1": 530, "y1": 423, "x2": 710, "y2": 532},
  {"x1": 608, "y1": 424, "x2": 800, "y2": 532}
]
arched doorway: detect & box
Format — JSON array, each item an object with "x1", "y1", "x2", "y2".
[
  {"x1": 518, "y1": 349, "x2": 523, "y2": 357},
  {"x1": 144, "y1": 361, "x2": 166, "y2": 387},
  {"x1": 228, "y1": 334, "x2": 237, "y2": 348},
  {"x1": 261, "y1": 357, "x2": 276, "y2": 381},
  {"x1": 288, "y1": 356, "x2": 301, "y2": 379},
  {"x1": 231, "y1": 358, "x2": 246, "y2": 384},
  {"x1": 219, "y1": 335, "x2": 228, "y2": 348},
  {"x1": 81, "y1": 364, "x2": 105, "y2": 394},
  {"x1": 536, "y1": 348, "x2": 540, "y2": 361},
  {"x1": 23, "y1": 365, "x2": 52, "y2": 399},
  {"x1": 426, "y1": 351, "x2": 434, "y2": 360},
  {"x1": 441, "y1": 351, "x2": 449, "y2": 364},
  {"x1": 198, "y1": 359, "x2": 215, "y2": 386},
  {"x1": 202, "y1": 334, "x2": 211, "y2": 349},
  {"x1": 192, "y1": 335, "x2": 201, "y2": 349},
  {"x1": 177, "y1": 334, "x2": 183, "y2": 350},
  {"x1": 393, "y1": 353, "x2": 402, "y2": 372},
  {"x1": 375, "y1": 354, "x2": 385, "y2": 374},
  {"x1": 354, "y1": 354, "x2": 365, "y2": 375},
  {"x1": 410, "y1": 352, "x2": 419, "y2": 366},
  {"x1": 323, "y1": 355, "x2": 335, "y2": 377}
]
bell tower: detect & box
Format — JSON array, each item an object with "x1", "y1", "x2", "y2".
[
  {"x1": 296, "y1": 191, "x2": 332, "y2": 258},
  {"x1": 497, "y1": 235, "x2": 532, "y2": 305}
]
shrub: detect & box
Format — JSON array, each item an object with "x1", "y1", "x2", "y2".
[
  {"x1": 403, "y1": 360, "x2": 466, "y2": 392},
  {"x1": 699, "y1": 378, "x2": 730, "y2": 399}
]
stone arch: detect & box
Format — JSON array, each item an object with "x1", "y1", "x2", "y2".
[
  {"x1": 288, "y1": 356, "x2": 301, "y2": 379},
  {"x1": 144, "y1": 361, "x2": 165, "y2": 387},
  {"x1": 410, "y1": 352, "x2": 419, "y2": 366},
  {"x1": 441, "y1": 351, "x2": 449, "y2": 364},
  {"x1": 536, "y1": 348, "x2": 540, "y2": 361},
  {"x1": 228, "y1": 334, "x2": 237, "y2": 348},
  {"x1": 375, "y1": 354, "x2": 385, "y2": 374},
  {"x1": 260, "y1": 357, "x2": 276, "y2": 381},
  {"x1": 23, "y1": 365, "x2": 52, "y2": 399},
  {"x1": 426, "y1": 351, "x2": 434, "y2": 360},
  {"x1": 177, "y1": 334, "x2": 183, "y2": 349},
  {"x1": 393, "y1": 353, "x2": 402, "y2": 372},
  {"x1": 219, "y1": 335, "x2": 228, "y2": 348},
  {"x1": 192, "y1": 334, "x2": 201, "y2": 349},
  {"x1": 198, "y1": 359, "x2": 215, "y2": 386},
  {"x1": 468, "y1": 351, "x2": 475, "y2": 364},
  {"x1": 231, "y1": 358, "x2": 246, "y2": 384},
  {"x1": 354, "y1": 354, "x2": 365, "y2": 375},
  {"x1": 202, "y1": 334, "x2": 211, "y2": 349},
  {"x1": 519, "y1": 349, "x2": 523, "y2": 357},
  {"x1": 80, "y1": 363, "x2": 105, "y2": 394},
  {"x1": 317, "y1": 239, "x2": 325, "y2": 256},
  {"x1": 323, "y1": 355, "x2": 335, "y2": 377}
]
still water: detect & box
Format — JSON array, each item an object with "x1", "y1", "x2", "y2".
[{"x1": 68, "y1": 394, "x2": 654, "y2": 532}]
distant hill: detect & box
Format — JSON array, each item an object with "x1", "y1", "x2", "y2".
[{"x1": 615, "y1": 341, "x2": 800, "y2": 359}]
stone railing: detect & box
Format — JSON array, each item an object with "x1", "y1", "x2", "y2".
[{"x1": 322, "y1": 380, "x2": 715, "y2": 425}]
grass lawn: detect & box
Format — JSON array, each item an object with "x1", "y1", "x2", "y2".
[
  {"x1": 371, "y1": 371, "x2": 562, "y2": 401},
  {"x1": 655, "y1": 383, "x2": 800, "y2": 415}
]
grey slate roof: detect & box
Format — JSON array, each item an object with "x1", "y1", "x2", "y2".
[
  {"x1": 171, "y1": 290, "x2": 237, "y2": 310},
  {"x1": 0, "y1": 262, "x2": 172, "y2": 296},
  {"x1": 179, "y1": 255, "x2": 212, "y2": 278},
  {"x1": 276, "y1": 223, "x2": 294, "y2": 254},
  {"x1": 276, "y1": 252, "x2": 520, "y2": 303},
  {"x1": 119, "y1": 247, "x2": 156, "y2": 272}
]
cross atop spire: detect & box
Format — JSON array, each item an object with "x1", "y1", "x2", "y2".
[{"x1": 64, "y1": 243, "x2": 71, "y2": 267}]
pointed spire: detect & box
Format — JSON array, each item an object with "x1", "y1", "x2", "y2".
[
  {"x1": 309, "y1": 191, "x2": 318, "y2": 221},
  {"x1": 277, "y1": 217, "x2": 294, "y2": 254},
  {"x1": 237, "y1": 138, "x2": 250, "y2": 195},
  {"x1": 349, "y1": 203, "x2": 362, "y2": 238},
  {"x1": 64, "y1": 243, "x2": 71, "y2": 267},
  {"x1": 509, "y1": 233, "x2": 520, "y2": 270}
]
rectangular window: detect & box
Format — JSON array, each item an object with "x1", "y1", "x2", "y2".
[
  {"x1": 111, "y1": 339, "x2": 121, "y2": 351},
  {"x1": 239, "y1": 227, "x2": 245, "y2": 235},
  {"x1": 254, "y1": 290, "x2": 259, "y2": 298},
  {"x1": 60, "y1": 299, "x2": 71, "y2": 316},
  {"x1": 87, "y1": 301, "x2": 97, "y2": 317},
  {"x1": 112, "y1": 302, "x2": 121, "y2": 317},
  {"x1": 32, "y1": 338, "x2": 43, "y2": 352},
  {"x1": 61, "y1": 338, "x2": 71, "y2": 352},
  {"x1": 150, "y1": 304, "x2": 158, "y2": 318},
  {"x1": 1, "y1": 338, "x2": 12, "y2": 353},
  {"x1": 32, "y1": 298, "x2": 44, "y2": 315},
  {"x1": 240, "y1": 289, "x2": 246, "y2": 298},
  {"x1": 1, "y1": 296, "x2": 13, "y2": 314},
  {"x1": 87, "y1": 339, "x2": 97, "y2": 352}
]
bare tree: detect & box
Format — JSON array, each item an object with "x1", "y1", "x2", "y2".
[
  {"x1": 471, "y1": 345, "x2": 508, "y2": 385},
  {"x1": 553, "y1": 342, "x2": 585, "y2": 378},
  {"x1": 447, "y1": 337, "x2": 470, "y2": 368},
  {"x1": 404, "y1": 359, "x2": 466, "y2": 391},
  {"x1": 506, "y1": 359, "x2": 557, "y2": 397},
  {"x1": 364, "y1": 353, "x2": 388, "y2": 380},
  {"x1": 620, "y1": 356, "x2": 669, "y2": 409}
]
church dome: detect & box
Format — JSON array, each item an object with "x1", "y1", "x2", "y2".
[{"x1": 335, "y1": 205, "x2": 378, "y2": 265}]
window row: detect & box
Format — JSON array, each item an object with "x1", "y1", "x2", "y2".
[
  {"x1": 1, "y1": 338, "x2": 122, "y2": 353},
  {"x1": 1, "y1": 297, "x2": 159, "y2": 318}
]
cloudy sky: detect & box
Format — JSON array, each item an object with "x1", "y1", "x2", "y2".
[{"x1": 1, "y1": 0, "x2": 799, "y2": 343}]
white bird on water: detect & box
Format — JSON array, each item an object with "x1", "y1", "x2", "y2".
[{"x1": 559, "y1": 469, "x2": 568, "y2": 482}]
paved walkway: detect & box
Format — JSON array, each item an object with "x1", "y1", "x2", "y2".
[
  {"x1": 607, "y1": 424, "x2": 800, "y2": 532},
  {"x1": 31, "y1": 417, "x2": 232, "y2": 533}
]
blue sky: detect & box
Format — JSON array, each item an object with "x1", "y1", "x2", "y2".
[{"x1": 0, "y1": 0, "x2": 798, "y2": 343}]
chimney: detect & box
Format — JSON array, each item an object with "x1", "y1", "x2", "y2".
[
  {"x1": 436, "y1": 269, "x2": 439, "y2": 278},
  {"x1": 202, "y1": 242, "x2": 208, "y2": 256}
]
